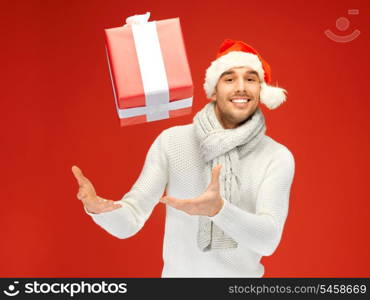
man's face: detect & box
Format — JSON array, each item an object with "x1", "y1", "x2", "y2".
[{"x1": 211, "y1": 66, "x2": 261, "y2": 129}]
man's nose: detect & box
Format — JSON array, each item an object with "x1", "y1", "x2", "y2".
[{"x1": 235, "y1": 77, "x2": 247, "y2": 93}]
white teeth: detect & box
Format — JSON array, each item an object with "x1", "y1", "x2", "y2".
[{"x1": 231, "y1": 99, "x2": 249, "y2": 103}]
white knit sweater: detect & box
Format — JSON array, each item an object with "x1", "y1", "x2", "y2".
[{"x1": 85, "y1": 123, "x2": 295, "y2": 277}]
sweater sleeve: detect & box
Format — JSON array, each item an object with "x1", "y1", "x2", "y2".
[
  {"x1": 209, "y1": 147, "x2": 295, "y2": 256},
  {"x1": 84, "y1": 129, "x2": 169, "y2": 239}
]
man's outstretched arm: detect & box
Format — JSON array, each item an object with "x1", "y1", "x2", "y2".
[{"x1": 72, "y1": 129, "x2": 169, "y2": 239}]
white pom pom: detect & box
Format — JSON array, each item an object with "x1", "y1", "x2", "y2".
[{"x1": 260, "y1": 82, "x2": 287, "y2": 109}]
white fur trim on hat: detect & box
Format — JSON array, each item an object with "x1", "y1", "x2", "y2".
[{"x1": 203, "y1": 51, "x2": 287, "y2": 110}]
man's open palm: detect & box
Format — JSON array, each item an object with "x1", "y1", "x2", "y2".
[
  {"x1": 71, "y1": 165, "x2": 121, "y2": 214},
  {"x1": 160, "y1": 165, "x2": 224, "y2": 217}
]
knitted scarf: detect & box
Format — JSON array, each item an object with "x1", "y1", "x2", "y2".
[{"x1": 193, "y1": 101, "x2": 266, "y2": 251}]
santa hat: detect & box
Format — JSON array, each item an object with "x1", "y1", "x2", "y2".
[{"x1": 203, "y1": 39, "x2": 287, "y2": 109}]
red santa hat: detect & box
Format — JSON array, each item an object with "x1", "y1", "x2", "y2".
[{"x1": 203, "y1": 39, "x2": 287, "y2": 109}]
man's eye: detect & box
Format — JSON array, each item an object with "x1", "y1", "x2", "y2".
[
  {"x1": 225, "y1": 78, "x2": 233, "y2": 82},
  {"x1": 247, "y1": 78, "x2": 255, "y2": 81}
]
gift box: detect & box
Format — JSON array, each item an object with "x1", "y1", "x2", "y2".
[{"x1": 104, "y1": 12, "x2": 193, "y2": 126}]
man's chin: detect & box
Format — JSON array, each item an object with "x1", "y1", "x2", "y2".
[
  {"x1": 235, "y1": 110, "x2": 257, "y2": 125},
  {"x1": 223, "y1": 115, "x2": 250, "y2": 128}
]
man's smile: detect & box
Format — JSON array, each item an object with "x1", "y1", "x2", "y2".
[{"x1": 230, "y1": 97, "x2": 252, "y2": 108}]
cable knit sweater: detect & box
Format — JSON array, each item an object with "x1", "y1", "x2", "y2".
[{"x1": 85, "y1": 123, "x2": 295, "y2": 277}]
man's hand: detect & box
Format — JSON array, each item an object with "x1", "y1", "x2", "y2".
[
  {"x1": 71, "y1": 165, "x2": 122, "y2": 214},
  {"x1": 160, "y1": 165, "x2": 224, "y2": 217}
]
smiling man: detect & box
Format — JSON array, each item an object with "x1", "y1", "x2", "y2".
[{"x1": 72, "y1": 39, "x2": 295, "y2": 277}]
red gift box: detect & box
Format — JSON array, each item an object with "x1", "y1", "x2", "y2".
[{"x1": 104, "y1": 12, "x2": 193, "y2": 126}]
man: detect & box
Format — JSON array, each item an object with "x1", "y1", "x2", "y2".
[{"x1": 72, "y1": 39, "x2": 295, "y2": 277}]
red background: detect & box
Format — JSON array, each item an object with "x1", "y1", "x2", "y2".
[{"x1": 2, "y1": 0, "x2": 369, "y2": 277}]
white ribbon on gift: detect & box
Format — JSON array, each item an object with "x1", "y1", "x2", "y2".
[{"x1": 106, "y1": 12, "x2": 192, "y2": 122}]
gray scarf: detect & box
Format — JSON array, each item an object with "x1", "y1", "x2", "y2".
[{"x1": 193, "y1": 101, "x2": 266, "y2": 251}]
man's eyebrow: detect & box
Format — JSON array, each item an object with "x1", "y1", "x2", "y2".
[
  {"x1": 246, "y1": 70, "x2": 259, "y2": 77},
  {"x1": 220, "y1": 70, "x2": 259, "y2": 78},
  {"x1": 220, "y1": 70, "x2": 235, "y2": 77}
]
